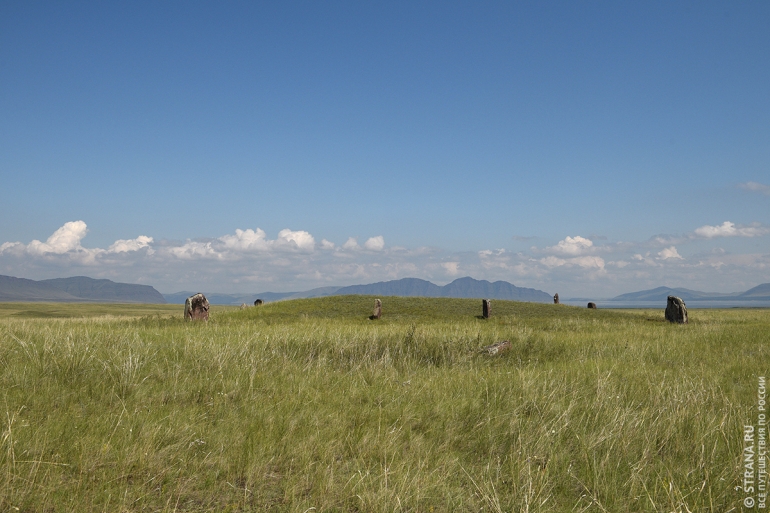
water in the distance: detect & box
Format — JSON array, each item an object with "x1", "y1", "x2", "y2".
[{"x1": 562, "y1": 300, "x2": 770, "y2": 309}]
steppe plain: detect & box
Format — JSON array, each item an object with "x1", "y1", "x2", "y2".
[{"x1": 0, "y1": 297, "x2": 766, "y2": 512}]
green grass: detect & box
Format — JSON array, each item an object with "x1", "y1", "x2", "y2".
[
  {"x1": 0, "y1": 302, "x2": 183, "y2": 319},
  {"x1": 0, "y1": 296, "x2": 766, "y2": 511}
]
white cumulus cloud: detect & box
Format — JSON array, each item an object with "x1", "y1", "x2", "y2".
[
  {"x1": 364, "y1": 236, "x2": 385, "y2": 251},
  {"x1": 573, "y1": 256, "x2": 605, "y2": 269},
  {"x1": 27, "y1": 220, "x2": 89, "y2": 255},
  {"x1": 219, "y1": 228, "x2": 271, "y2": 251},
  {"x1": 215, "y1": 227, "x2": 316, "y2": 253},
  {"x1": 108, "y1": 235, "x2": 154, "y2": 253},
  {"x1": 166, "y1": 240, "x2": 219, "y2": 260},
  {"x1": 276, "y1": 229, "x2": 315, "y2": 251},
  {"x1": 0, "y1": 221, "x2": 156, "y2": 264},
  {"x1": 4, "y1": 220, "x2": 770, "y2": 299},
  {"x1": 694, "y1": 221, "x2": 769, "y2": 239},
  {"x1": 0, "y1": 242, "x2": 23, "y2": 255},
  {"x1": 441, "y1": 262, "x2": 460, "y2": 275},
  {"x1": 657, "y1": 246, "x2": 683, "y2": 260},
  {"x1": 342, "y1": 237, "x2": 359, "y2": 250},
  {"x1": 540, "y1": 255, "x2": 605, "y2": 269},
  {"x1": 548, "y1": 236, "x2": 594, "y2": 255}
]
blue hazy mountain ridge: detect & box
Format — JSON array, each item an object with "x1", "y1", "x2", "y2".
[
  {"x1": 40, "y1": 277, "x2": 167, "y2": 303},
  {"x1": 163, "y1": 278, "x2": 552, "y2": 304},
  {"x1": 162, "y1": 291, "x2": 299, "y2": 305},
  {"x1": 333, "y1": 277, "x2": 553, "y2": 302},
  {"x1": 610, "y1": 284, "x2": 770, "y2": 302},
  {"x1": 0, "y1": 275, "x2": 82, "y2": 301},
  {"x1": 739, "y1": 283, "x2": 770, "y2": 298},
  {"x1": 0, "y1": 275, "x2": 166, "y2": 303},
  {"x1": 442, "y1": 276, "x2": 552, "y2": 301},
  {"x1": 4, "y1": 273, "x2": 768, "y2": 304}
]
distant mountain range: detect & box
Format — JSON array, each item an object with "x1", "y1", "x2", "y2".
[
  {"x1": 164, "y1": 277, "x2": 554, "y2": 305},
  {"x1": 609, "y1": 283, "x2": 770, "y2": 302},
  {"x1": 165, "y1": 280, "x2": 770, "y2": 305},
  {"x1": 161, "y1": 286, "x2": 341, "y2": 305},
  {"x1": 3, "y1": 273, "x2": 768, "y2": 305},
  {"x1": 334, "y1": 277, "x2": 553, "y2": 302},
  {"x1": 0, "y1": 275, "x2": 166, "y2": 303}
]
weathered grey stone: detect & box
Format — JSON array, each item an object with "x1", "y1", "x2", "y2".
[
  {"x1": 482, "y1": 299, "x2": 491, "y2": 319},
  {"x1": 553, "y1": 293, "x2": 560, "y2": 304},
  {"x1": 184, "y1": 293, "x2": 209, "y2": 321},
  {"x1": 587, "y1": 302, "x2": 597, "y2": 309},
  {"x1": 481, "y1": 340, "x2": 511, "y2": 355},
  {"x1": 254, "y1": 299, "x2": 263, "y2": 306},
  {"x1": 240, "y1": 303, "x2": 249, "y2": 310},
  {"x1": 372, "y1": 299, "x2": 382, "y2": 320},
  {"x1": 665, "y1": 295, "x2": 688, "y2": 324}
]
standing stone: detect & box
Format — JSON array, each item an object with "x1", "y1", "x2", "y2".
[
  {"x1": 240, "y1": 303, "x2": 249, "y2": 310},
  {"x1": 587, "y1": 302, "x2": 597, "y2": 309},
  {"x1": 254, "y1": 299, "x2": 263, "y2": 306},
  {"x1": 371, "y1": 299, "x2": 382, "y2": 320},
  {"x1": 482, "y1": 299, "x2": 491, "y2": 319},
  {"x1": 665, "y1": 296, "x2": 688, "y2": 324},
  {"x1": 184, "y1": 293, "x2": 210, "y2": 321},
  {"x1": 553, "y1": 293, "x2": 560, "y2": 304}
]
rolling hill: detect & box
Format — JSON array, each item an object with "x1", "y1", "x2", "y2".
[
  {"x1": 739, "y1": 283, "x2": 770, "y2": 299},
  {"x1": 164, "y1": 277, "x2": 553, "y2": 304}
]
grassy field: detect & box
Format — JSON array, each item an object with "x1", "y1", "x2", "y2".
[{"x1": 0, "y1": 297, "x2": 766, "y2": 512}]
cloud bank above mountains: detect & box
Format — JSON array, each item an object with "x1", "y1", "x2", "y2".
[{"x1": 1, "y1": 218, "x2": 768, "y2": 297}]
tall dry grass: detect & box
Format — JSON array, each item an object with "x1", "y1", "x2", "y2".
[{"x1": 0, "y1": 298, "x2": 765, "y2": 511}]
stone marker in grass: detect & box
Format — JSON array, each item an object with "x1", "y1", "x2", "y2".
[
  {"x1": 482, "y1": 299, "x2": 491, "y2": 319},
  {"x1": 665, "y1": 295, "x2": 688, "y2": 324},
  {"x1": 184, "y1": 293, "x2": 209, "y2": 321},
  {"x1": 587, "y1": 302, "x2": 597, "y2": 309},
  {"x1": 481, "y1": 340, "x2": 511, "y2": 355},
  {"x1": 371, "y1": 299, "x2": 382, "y2": 320},
  {"x1": 553, "y1": 293, "x2": 560, "y2": 304}
]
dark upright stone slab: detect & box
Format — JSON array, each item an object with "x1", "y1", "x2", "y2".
[{"x1": 665, "y1": 296, "x2": 688, "y2": 324}]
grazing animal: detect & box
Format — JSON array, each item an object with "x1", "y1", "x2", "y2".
[
  {"x1": 254, "y1": 299, "x2": 264, "y2": 306},
  {"x1": 587, "y1": 302, "x2": 597, "y2": 309},
  {"x1": 184, "y1": 293, "x2": 210, "y2": 321},
  {"x1": 665, "y1": 295, "x2": 688, "y2": 324}
]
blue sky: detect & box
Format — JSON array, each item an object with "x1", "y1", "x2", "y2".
[{"x1": 1, "y1": 2, "x2": 768, "y2": 296}]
